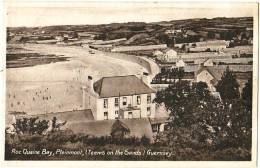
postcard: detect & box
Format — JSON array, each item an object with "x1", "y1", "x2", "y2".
[{"x1": 0, "y1": 1, "x2": 258, "y2": 168}]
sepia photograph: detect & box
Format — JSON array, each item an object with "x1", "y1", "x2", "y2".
[{"x1": 1, "y1": 1, "x2": 258, "y2": 167}]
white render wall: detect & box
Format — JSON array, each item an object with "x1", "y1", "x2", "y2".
[
  {"x1": 95, "y1": 93, "x2": 156, "y2": 120},
  {"x1": 196, "y1": 70, "x2": 216, "y2": 92}
]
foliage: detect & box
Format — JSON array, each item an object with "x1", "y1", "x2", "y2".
[
  {"x1": 12, "y1": 117, "x2": 49, "y2": 135},
  {"x1": 5, "y1": 131, "x2": 251, "y2": 161},
  {"x1": 156, "y1": 33, "x2": 175, "y2": 47},
  {"x1": 216, "y1": 67, "x2": 240, "y2": 101},
  {"x1": 9, "y1": 116, "x2": 67, "y2": 135},
  {"x1": 154, "y1": 80, "x2": 251, "y2": 150},
  {"x1": 152, "y1": 67, "x2": 185, "y2": 84},
  {"x1": 242, "y1": 75, "x2": 253, "y2": 109},
  {"x1": 51, "y1": 117, "x2": 67, "y2": 132}
]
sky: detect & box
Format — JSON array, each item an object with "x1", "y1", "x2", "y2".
[{"x1": 6, "y1": 2, "x2": 256, "y2": 27}]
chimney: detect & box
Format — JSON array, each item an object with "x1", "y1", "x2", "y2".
[
  {"x1": 141, "y1": 72, "x2": 151, "y2": 87},
  {"x1": 87, "y1": 76, "x2": 94, "y2": 91},
  {"x1": 82, "y1": 76, "x2": 93, "y2": 110}
]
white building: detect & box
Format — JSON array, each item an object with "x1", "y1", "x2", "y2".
[
  {"x1": 203, "y1": 59, "x2": 214, "y2": 67},
  {"x1": 55, "y1": 35, "x2": 64, "y2": 42},
  {"x1": 165, "y1": 29, "x2": 175, "y2": 34},
  {"x1": 153, "y1": 50, "x2": 163, "y2": 57},
  {"x1": 195, "y1": 66, "x2": 223, "y2": 92},
  {"x1": 85, "y1": 75, "x2": 156, "y2": 120},
  {"x1": 165, "y1": 49, "x2": 178, "y2": 62},
  {"x1": 176, "y1": 59, "x2": 186, "y2": 67}
]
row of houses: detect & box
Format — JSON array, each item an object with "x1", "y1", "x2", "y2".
[
  {"x1": 175, "y1": 40, "x2": 230, "y2": 52},
  {"x1": 152, "y1": 58, "x2": 252, "y2": 93},
  {"x1": 153, "y1": 44, "x2": 252, "y2": 64}
]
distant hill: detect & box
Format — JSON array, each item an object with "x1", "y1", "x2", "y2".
[{"x1": 7, "y1": 17, "x2": 253, "y2": 45}]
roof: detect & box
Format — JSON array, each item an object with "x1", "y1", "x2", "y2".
[
  {"x1": 67, "y1": 118, "x2": 153, "y2": 140},
  {"x1": 196, "y1": 66, "x2": 225, "y2": 85},
  {"x1": 26, "y1": 109, "x2": 94, "y2": 123},
  {"x1": 111, "y1": 120, "x2": 130, "y2": 134},
  {"x1": 94, "y1": 75, "x2": 155, "y2": 98},
  {"x1": 150, "y1": 117, "x2": 170, "y2": 124},
  {"x1": 195, "y1": 40, "x2": 229, "y2": 47},
  {"x1": 197, "y1": 66, "x2": 225, "y2": 80}
]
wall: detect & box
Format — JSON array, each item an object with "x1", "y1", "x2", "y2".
[
  {"x1": 102, "y1": 52, "x2": 153, "y2": 75},
  {"x1": 196, "y1": 70, "x2": 216, "y2": 92}
]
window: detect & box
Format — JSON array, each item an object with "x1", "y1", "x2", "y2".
[
  {"x1": 115, "y1": 98, "x2": 119, "y2": 107},
  {"x1": 123, "y1": 97, "x2": 127, "y2": 106},
  {"x1": 103, "y1": 99, "x2": 108, "y2": 108},
  {"x1": 147, "y1": 107, "x2": 151, "y2": 116},
  {"x1": 147, "y1": 94, "x2": 151, "y2": 104},
  {"x1": 128, "y1": 111, "x2": 133, "y2": 119},
  {"x1": 104, "y1": 112, "x2": 108, "y2": 120},
  {"x1": 115, "y1": 110, "x2": 119, "y2": 119},
  {"x1": 137, "y1": 95, "x2": 141, "y2": 105}
]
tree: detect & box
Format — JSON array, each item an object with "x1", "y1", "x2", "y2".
[
  {"x1": 242, "y1": 75, "x2": 252, "y2": 109},
  {"x1": 154, "y1": 80, "x2": 251, "y2": 150},
  {"x1": 13, "y1": 117, "x2": 49, "y2": 135},
  {"x1": 154, "y1": 81, "x2": 216, "y2": 127},
  {"x1": 177, "y1": 68, "x2": 185, "y2": 81},
  {"x1": 169, "y1": 68, "x2": 178, "y2": 83},
  {"x1": 216, "y1": 67, "x2": 240, "y2": 101},
  {"x1": 51, "y1": 117, "x2": 67, "y2": 132},
  {"x1": 154, "y1": 81, "x2": 222, "y2": 147}
]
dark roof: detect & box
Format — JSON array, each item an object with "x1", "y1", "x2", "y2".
[
  {"x1": 26, "y1": 109, "x2": 94, "y2": 123},
  {"x1": 111, "y1": 120, "x2": 130, "y2": 134},
  {"x1": 67, "y1": 118, "x2": 153, "y2": 140},
  {"x1": 94, "y1": 75, "x2": 155, "y2": 98}
]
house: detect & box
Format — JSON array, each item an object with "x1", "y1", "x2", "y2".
[
  {"x1": 185, "y1": 30, "x2": 202, "y2": 42},
  {"x1": 203, "y1": 59, "x2": 214, "y2": 67},
  {"x1": 77, "y1": 32, "x2": 96, "y2": 40},
  {"x1": 153, "y1": 50, "x2": 163, "y2": 57},
  {"x1": 88, "y1": 75, "x2": 156, "y2": 121},
  {"x1": 195, "y1": 66, "x2": 224, "y2": 92},
  {"x1": 111, "y1": 119, "x2": 130, "y2": 139},
  {"x1": 176, "y1": 59, "x2": 186, "y2": 67},
  {"x1": 55, "y1": 35, "x2": 64, "y2": 42},
  {"x1": 165, "y1": 49, "x2": 178, "y2": 62}
]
